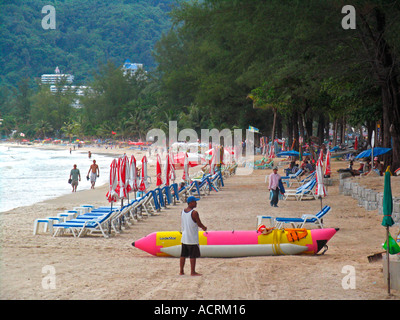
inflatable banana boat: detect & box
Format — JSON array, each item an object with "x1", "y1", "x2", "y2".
[{"x1": 132, "y1": 228, "x2": 339, "y2": 257}]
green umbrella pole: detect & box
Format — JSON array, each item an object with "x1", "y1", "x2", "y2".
[{"x1": 386, "y1": 226, "x2": 391, "y2": 295}]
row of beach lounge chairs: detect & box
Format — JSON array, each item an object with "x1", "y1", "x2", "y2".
[{"x1": 32, "y1": 165, "x2": 235, "y2": 238}]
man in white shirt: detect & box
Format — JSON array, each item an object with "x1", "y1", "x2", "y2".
[{"x1": 180, "y1": 196, "x2": 207, "y2": 276}]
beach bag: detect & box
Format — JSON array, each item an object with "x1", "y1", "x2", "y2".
[
  {"x1": 269, "y1": 190, "x2": 283, "y2": 200},
  {"x1": 382, "y1": 233, "x2": 400, "y2": 255},
  {"x1": 68, "y1": 178, "x2": 72, "y2": 184}
]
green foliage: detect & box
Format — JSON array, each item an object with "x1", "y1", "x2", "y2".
[{"x1": 0, "y1": 0, "x2": 175, "y2": 88}]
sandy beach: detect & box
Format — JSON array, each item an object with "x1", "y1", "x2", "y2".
[{"x1": 0, "y1": 143, "x2": 399, "y2": 300}]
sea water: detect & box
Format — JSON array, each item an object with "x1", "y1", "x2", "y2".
[{"x1": 0, "y1": 146, "x2": 113, "y2": 212}]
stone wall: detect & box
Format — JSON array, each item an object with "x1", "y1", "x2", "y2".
[{"x1": 339, "y1": 173, "x2": 400, "y2": 224}]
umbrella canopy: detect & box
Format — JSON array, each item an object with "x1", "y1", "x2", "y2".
[
  {"x1": 106, "y1": 159, "x2": 118, "y2": 203},
  {"x1": 315, "y1": 150, "x2": 326, "y2": 197},
  {"x1": 156, "y1": 154, "x2": 163, "y2": 186},
  {"x1": 382, "y1": 169, "x2": 394, "y2": 227},
  {"x1": 276, "y1": 150, "x2": 311, "y2": 157},
  {"x1": 355, "y1": 147, "x2": 391, "y2": 159},
  {"x1": 173, "y1": 152, "x2": 204, "y2": 168},
  {"x1": 324, "y1": 148, "x2": 331, "y2": 176},
  {"x1": 129, "y1": 155, "x2": 138, "y2": 192},
  {"x1": 139, "y1": 156, "x2": 148, "y2": 191}
]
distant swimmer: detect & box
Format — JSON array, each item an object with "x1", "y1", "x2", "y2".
[
  {"x1": 69, "y1": 164, "x2": 81, "y2": 192},
  {"x1": 87, "y1": 160, "x2": 99, "y2": 189}
]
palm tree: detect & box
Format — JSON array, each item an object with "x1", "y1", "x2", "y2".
[
  {"x1": 61, "y1": 121, "x2": 81, "y2": 142},
  {"x1": 35, "y1": 120, "x2": 53, "y2": 139}
]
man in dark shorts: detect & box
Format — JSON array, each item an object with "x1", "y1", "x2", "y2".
[{"x1": 180, "y1": 196, "x2": 207, "y2": 276}]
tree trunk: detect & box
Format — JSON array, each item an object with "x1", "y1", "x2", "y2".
[
  {"x1": 358, "y1": 8, "x2": 400, "y2": 171},
  {"x1": 292, "y1": 110, "x2": 299, "y2": 150},
  {"x1": 271, "y1": 108, "x2": 277, "y2": 141}
]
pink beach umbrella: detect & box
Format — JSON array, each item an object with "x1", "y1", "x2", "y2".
[
  {"x1": 156, "y1": 154, "x2": 163, "y2": 186},
  {"x1": 106, "y1": 159, "x2": 118, "y2": 204},
  {"x1": 139, "y1": 156, "x2": 148, "y2": 192}
]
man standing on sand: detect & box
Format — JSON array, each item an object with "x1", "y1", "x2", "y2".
[
  {"x1": 87, "y1": 160, "x2": 100, "y2": 189},
  {"x1": 180, "y1": 196, "x2": 207, "y2": 276},
  {"x1": 69, "y1": 164, "x2": 81, "y2": 192},
  {"x1": 268, "y1": 166, "x2": 281, "y2": 207}
]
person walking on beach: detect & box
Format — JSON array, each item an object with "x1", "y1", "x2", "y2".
[
  {"x1": 87, "y1": 160, "x2": 100, "y2": 189},
  {"x1": 69, "y1": 164, "x2": 81, "y2": 192},
  {"x1": 268, "y1": 166, "x2": 282, "y2": 207},
  {"x1": 180, "y1": 196, "x2": 207, "y2": 276}
]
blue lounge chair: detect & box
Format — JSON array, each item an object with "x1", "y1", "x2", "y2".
[
  {"x1": 283, "y1": 178, "x2": 317, "y2": 201},
  {"x1": 281, "y1": 169, "x2": 303, "y2": 186},
  {"x1": 274, "y1": 205, "x2": 331, "y2": 229},
  {"x1": 52, "y1": 210, "x2": 116, "y2": 238},
  {"x1": 256, "y1": 205, "x2": 331, "y2": 229}
]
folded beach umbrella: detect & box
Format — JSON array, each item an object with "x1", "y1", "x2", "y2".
[
  {"x1": 315, "y1": 150, "x2": 326, "y2": 207},
  {"x1": 156, "y1": 154, "x2": 162, "y2": 186},
  {"x1": 182, "y1": 152, "x2": 190, "y2": 182},
  {"x1": 268, "y1": 145, "x2": 275, "y2": 159},
  {"x1": 169, "y1": 154, "x2": 176, "y2": 183},
  {"x1": 106, "y1": 159, "x2": 118, "y2": 203},
  {"x1": 123, "y1": 155, "x2": 131, "y2": 194},
  {"x1": 354, "y1": 136, "x2": 358, "y2": 150},
  {"x1": 324, "y1": 148, "x2": 331, "y2": 176},
  {"x1": 164, "y1": 153, "x2": 171, "y2": 186},
  {"x1": 129, "y1": 155, "x2": 138, "y2": 192},
  {"x1": 382, "y1": 168, "x2": 394, "y2": 227},
  {"x1": 116, "y1": 157, "x2": 127, "y2": 200},
  {"x1": 382, "y1": 167, "x2": 395, "y2": 294},
  {"x1": 139, "y1": 156, "x2": 148, "y2": 192}
]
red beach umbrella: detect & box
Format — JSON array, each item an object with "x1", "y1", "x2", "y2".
[
  {"x1": 324, "y1": 148, "x2": 331, "y2": 177},
  {"x1": 106, "y1": 159, "x2": 118, "y2": 203},
  {"x1": 129, "y1": 155, "x2": 138, "y2": 192},
  {"x1": 139, "y1": 156, "x2": 148, "y2": 192},
  {"x1": 156, "y1": 154, "x2": 163, "y2": 186}
]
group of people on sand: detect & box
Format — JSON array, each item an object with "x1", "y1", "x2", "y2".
[
  {"x1": 68, "y1": 158, "x2": 100, "y2": 192},
  {"x1": 339, "y1": 156, "x2": 384, "y2": 177}
]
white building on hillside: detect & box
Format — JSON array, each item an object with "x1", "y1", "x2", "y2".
[{"x1": 41, "y1": 66, "x2": 74, "y2": 84}]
